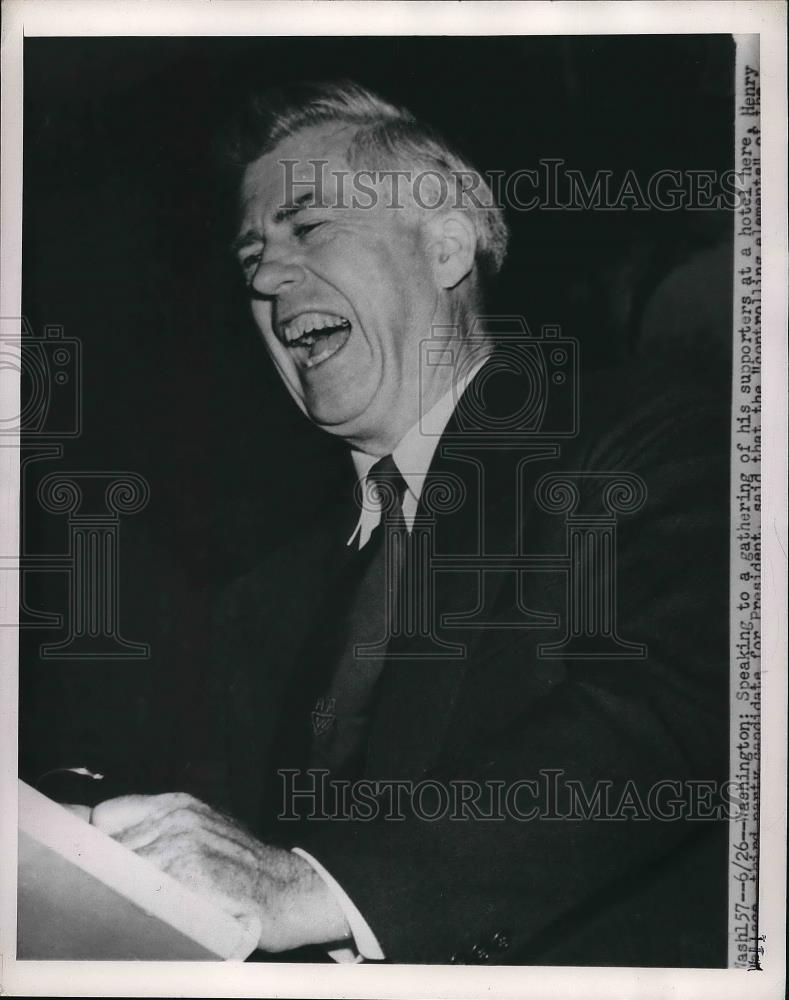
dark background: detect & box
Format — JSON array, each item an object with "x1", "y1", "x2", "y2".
[{"x1": 19, "y1": 35, "x2": 734, "y2": 797}]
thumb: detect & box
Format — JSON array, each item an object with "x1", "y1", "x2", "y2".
[{"x1": 233, "y1": 911, "x2": 264, "y2": 951}]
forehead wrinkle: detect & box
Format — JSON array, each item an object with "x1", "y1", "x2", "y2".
[
  {"x1": 238, "y1": 121, "x2": 424, "y2": 247},
  {"x1": 241, "y1": 156, "x2": 344, "y2": 237}
]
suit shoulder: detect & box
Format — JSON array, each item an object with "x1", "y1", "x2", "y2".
[
  {"x1": 216, "y1": 511, "x2": 345, "y2": 624},
  {"x1": 569, "y1": 360, "x2": 729, "y2": 468}
]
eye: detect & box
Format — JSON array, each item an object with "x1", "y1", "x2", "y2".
[
  {"x1": 293, "y1": 220, "x2": 326, "y2": 238},
  {"x1": 240, "y1": 252, "x2": 261, "y2": 275}
]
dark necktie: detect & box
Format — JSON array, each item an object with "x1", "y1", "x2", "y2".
[{"x1": 309, "y1": 455, "x2": 409, "y2": 777}]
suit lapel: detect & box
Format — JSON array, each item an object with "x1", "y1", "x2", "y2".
[
  {"x1": 364, "y1": 368, "x2": 523, "y2": 778},
  {"x1": 362, "y1": 445, "x2": 479, "y2": 779},
  {"x1": 363, "y1": 360, "x2": 567, "y2": 778}
]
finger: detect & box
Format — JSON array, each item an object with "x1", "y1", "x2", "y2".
[
  {"x1": 61, "y1": 803, "x2": 92, "y2": 821},
  {"x1": 128, "y1": 821, "x2": 260, "y2": 880},
  {"x1": 114, "y1": 802, "x2": 244, "y2": 854},
  {"x1": 234, "y1": 911, "x2": 264, "y2": 949},
  {"x1": 90, "y1": 795, "x2": 155, "y2": 835},
  {"x1": 91, "y1": 792, "x2": 199, "y2": 836}
]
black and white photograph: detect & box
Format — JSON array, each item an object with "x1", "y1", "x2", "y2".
[{"x1": 1, "y1": 2, "x2": 786, "y2": 998}]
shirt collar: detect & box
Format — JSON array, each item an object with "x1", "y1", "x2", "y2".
[{"x1": 350, "y1": 354, "x2": 489, "y2": 506}]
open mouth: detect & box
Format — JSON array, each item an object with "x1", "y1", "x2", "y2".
[{"x1": 278, "y1": 311, "x2": 352, "y2": 370}]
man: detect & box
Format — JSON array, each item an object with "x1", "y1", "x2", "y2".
[{"x1": 91, "y1": 81, "x2": 730, "y2": 965}]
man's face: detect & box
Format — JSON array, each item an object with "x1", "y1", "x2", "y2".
[{"x1": 236, "y1": 123, "x2": 442, "y2": 453}]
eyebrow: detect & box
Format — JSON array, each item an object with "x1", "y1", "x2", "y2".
[
  {"x1": 231, "y1": 192, "x2": 319, "y2": 255},
  {"x1": 272, "y1": 190, "x2": 319, "y2": 224}
]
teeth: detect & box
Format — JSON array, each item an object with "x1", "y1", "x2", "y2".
[
  {"x1": 280, "y1": 312, "x2": 348, "y2": 343},
  {"x1": 304, "y1": 340, "x2": 344, "y2": 368},
  {"x1": 301, "y1": 322, "x2": 353, "y2": 369}
]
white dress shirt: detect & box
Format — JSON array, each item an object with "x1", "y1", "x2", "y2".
[{"x1": 294, "y1": 356, "x2": 489, "y2": 962}]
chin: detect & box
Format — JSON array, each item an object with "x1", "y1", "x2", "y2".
[
  {"x1": 302, "y1": 367, "x2": 377, "y2": 425},
  {"x1": 302, "y1": 390, "x2": 369, "y2": 432}
]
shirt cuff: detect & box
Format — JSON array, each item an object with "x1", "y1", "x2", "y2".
[{"x1": 291, "y1": 847, "x2": 385, "y2": 962}]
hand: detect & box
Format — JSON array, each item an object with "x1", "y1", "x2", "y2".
[
  {"x1": 61, "y1": 803, "x2": 92, "y2": 821},
  {"x1": 91, "y1": 792, "x2": 351, "y2": 952}
]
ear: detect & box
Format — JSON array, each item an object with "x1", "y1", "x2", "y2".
[{"x1": 424, "y1": 211, "x2": 477, "y2": 290}]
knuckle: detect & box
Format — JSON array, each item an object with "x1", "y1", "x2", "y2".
[
  {"x1": 171, "y1": 805, "x2": 198, "y2": 827},
  {"x1": 169, "y1": 829, "x2": 198, "y2": 853},
  {"x1": 171, "y1": 791, "x2": 199, "y2": 807},
  {"x1": 155, "y1": 791, "x2": 195, "y2": 810}
]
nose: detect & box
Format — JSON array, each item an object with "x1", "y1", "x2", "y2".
[{"x1": 250, "y1": 256, "x2": 305, "y2": 298}]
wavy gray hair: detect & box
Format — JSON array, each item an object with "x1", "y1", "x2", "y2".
[{"x1": 229, "y1": 80, "x2": 509, "y2": 282}]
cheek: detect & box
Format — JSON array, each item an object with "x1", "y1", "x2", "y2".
[
  {"x1": 250, "y1": 305, "x2": 285, "y2": 359},
  {"x1": 250, "y1": 301, "x2": 272, "y2": 336}
]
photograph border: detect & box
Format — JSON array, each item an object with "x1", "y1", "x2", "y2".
[{"x1": 1, "y1": 3, "x2": 786, "y2": 998}]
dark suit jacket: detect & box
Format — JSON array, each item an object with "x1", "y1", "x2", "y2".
[{"x1": 213, "y1": 359, "x2": 730, "y2": 967}]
